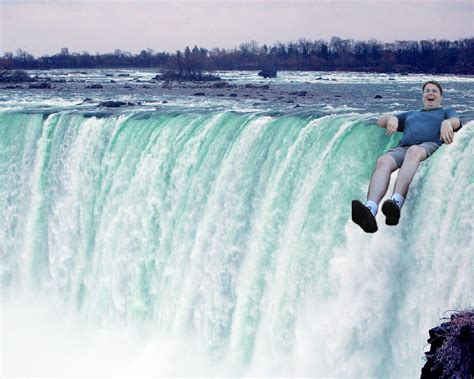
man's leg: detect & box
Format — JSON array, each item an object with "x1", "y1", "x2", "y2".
[
  {"x1": 382, "y1": 145, "x2": 428, "y2": 225},
  {"x1": 392, "y1": 146, "x2": 427, "y2": 197},
  {"x1": 367, "y1": 154, "x2": 399, "y2": 204},
  {"x1": 352, "y1": 153, "x2": 398, "y2": 233}
]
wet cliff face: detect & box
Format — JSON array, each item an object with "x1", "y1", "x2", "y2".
[{"x1": 421, "y1": 310, "x2": 474, "y2": 378}]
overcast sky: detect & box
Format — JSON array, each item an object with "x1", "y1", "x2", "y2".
[{"x1": 1, "y1": 0, "x2": 473, "y2": 56}]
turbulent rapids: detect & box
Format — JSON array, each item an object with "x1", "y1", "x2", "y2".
[{"x1": 1, "y1": 109, "x2": 473, "y2": 376}]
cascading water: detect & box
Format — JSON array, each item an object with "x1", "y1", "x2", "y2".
[{"x1": 1, "y1": 109, "x2": 472, "y2": 376}]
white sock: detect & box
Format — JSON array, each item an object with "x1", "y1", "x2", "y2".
[
  {"x1": 391, "y1": 193, "x2": 405, "y2": 208},
  {"x1": 365, "y1": 200, "x2": 378, "y2": 216}
]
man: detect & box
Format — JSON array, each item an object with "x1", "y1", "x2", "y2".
[{"x1": 352, "y1": 80, "x2": 462, "y2": 233}]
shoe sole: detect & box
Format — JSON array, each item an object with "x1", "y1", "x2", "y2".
[
  {"x1": 382, "y1": 200, "x2": 400, "y2": 225},
  {"x1": 352, "y1": 200, "x2": 378, "y2": 233}
]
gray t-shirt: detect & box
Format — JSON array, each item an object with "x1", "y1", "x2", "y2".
[{"x1": 396, "y1": 107, "x2": 460, "y2": 146}]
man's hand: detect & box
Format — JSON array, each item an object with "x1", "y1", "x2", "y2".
[
  {"x1": 440, "y1": 120, "x2": 454, "y2": 144},
  {"x1": 385, "y1": 116, "x2": 399, "y2": 135}
]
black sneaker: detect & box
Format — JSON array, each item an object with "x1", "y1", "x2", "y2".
[
  {"x1": 351, "y1": 200, "x2": 378, "y2": 233},
  {"x1": 382, "y1": 199, "x2": 401, "y2": 225}
]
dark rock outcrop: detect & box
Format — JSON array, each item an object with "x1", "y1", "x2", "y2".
[
  {"x1": 85, "y1": 84, "x2": 103, "y2": 89},
  {"x1": 0, "y1": 70, "x2": 33, "y2": 83},
  {"x1": 99, "y1": 101, "x2": 137, "y2": 108},
  {"x1": 79, "y1": 98, "x2": 95, "y2": 105},
  {"x1": 212, "y1": 81, "x2": 230, "y2": 88},
  {"x1": 421, "y1": 310, "x2": 474, "y2": 378},
  {"x1": 289, "y1": 91, "x2": 307, "y2": 97},
  {"x1": 258, "y1": 69, "x2": 277, "y2": 78},
  {"x1": 28, "y1": 82, "x2": 52, "y2": 89},
  {"x1": 157, "y1": 70, "x2": 221, "y2": 82},
  {"x1": 245, "y1": 84, "x2": 270, "y2": 90}
]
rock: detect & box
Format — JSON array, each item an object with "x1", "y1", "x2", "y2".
[
  {"x1": 99, "y1": 101, "x2": 136, "y2": 108},
  {"x1": 28, "y1": 82, "x2": 52, "y2": 89},
  {"x1": 245, "y1": 84, "x2": 270, "y2": 90},
  {"x1": 0, "y1": 70, "x2": 33, "y2": 83},
  {"x1": 293, "y1": 104, "x2": 303, "y2": 108},
  {"x1": 85, "y1": 84, "x2": 103, "y2": 89},
  {"x1": 79, "y1": 98, "x2": 94, "y2": 105},
  {"x1": 212, "y1": 81, "x2": 230, "y2": 88},
  {"x1": 421, "y1": 310, "x2": 473, "y2": 378},
  {"x1": 289, "y1": 91, "x2": 307, "y2": 97},
  {"x1": 161, "y1": 100, "x2": 168, "y2": 104},
  {"x1": 193, "y1": 92, "x2": 206, "y2": 96},
  {"x1": 374, "y1": 95, "x2": 383, "y2": 99},
  {"x1": 258, "y1": 69, "x2": 277, "y2": 78}
]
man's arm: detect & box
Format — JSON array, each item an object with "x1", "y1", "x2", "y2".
[
  {"x1": 440, "y1": 117, "x2": 461, "y2": 145},
  {"x1": 449, "y1": 117, "x2": 461, "y2": 131},
  {"x1": 377, "y1": 114, "x2": 399, "y2": 135}
]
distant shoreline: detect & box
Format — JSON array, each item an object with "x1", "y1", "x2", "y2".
[
  {"x1": 4, "y1": 37, "x2": 473, "y2": 75},
  {"x1": 11, "y1": 68, "x2": 474, "y2": 77}
]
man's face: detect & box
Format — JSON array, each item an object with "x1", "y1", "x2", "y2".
[{"x1": 422, "y1": 84, "x2": 442, "y2": 109}]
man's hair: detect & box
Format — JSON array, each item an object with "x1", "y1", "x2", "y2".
[{"x1": 422, "y1": 80, "x2": 443, "y2": 95}]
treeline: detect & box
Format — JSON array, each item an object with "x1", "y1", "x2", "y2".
[{"x1": 2, "y1": 37, "x2": 473, "y2": 74}]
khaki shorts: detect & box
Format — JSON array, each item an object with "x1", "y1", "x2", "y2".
[{"x1": 385, "y1": 142, "x2": 440, "y2": 168}]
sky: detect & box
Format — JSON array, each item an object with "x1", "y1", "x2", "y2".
[{"x1": 0, "y1": 0, "x2": 473, "y2": 56}]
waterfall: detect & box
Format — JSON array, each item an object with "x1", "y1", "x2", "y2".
[{"x1": 1, "y1": 109, "x2": 472, "y2": 376}]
